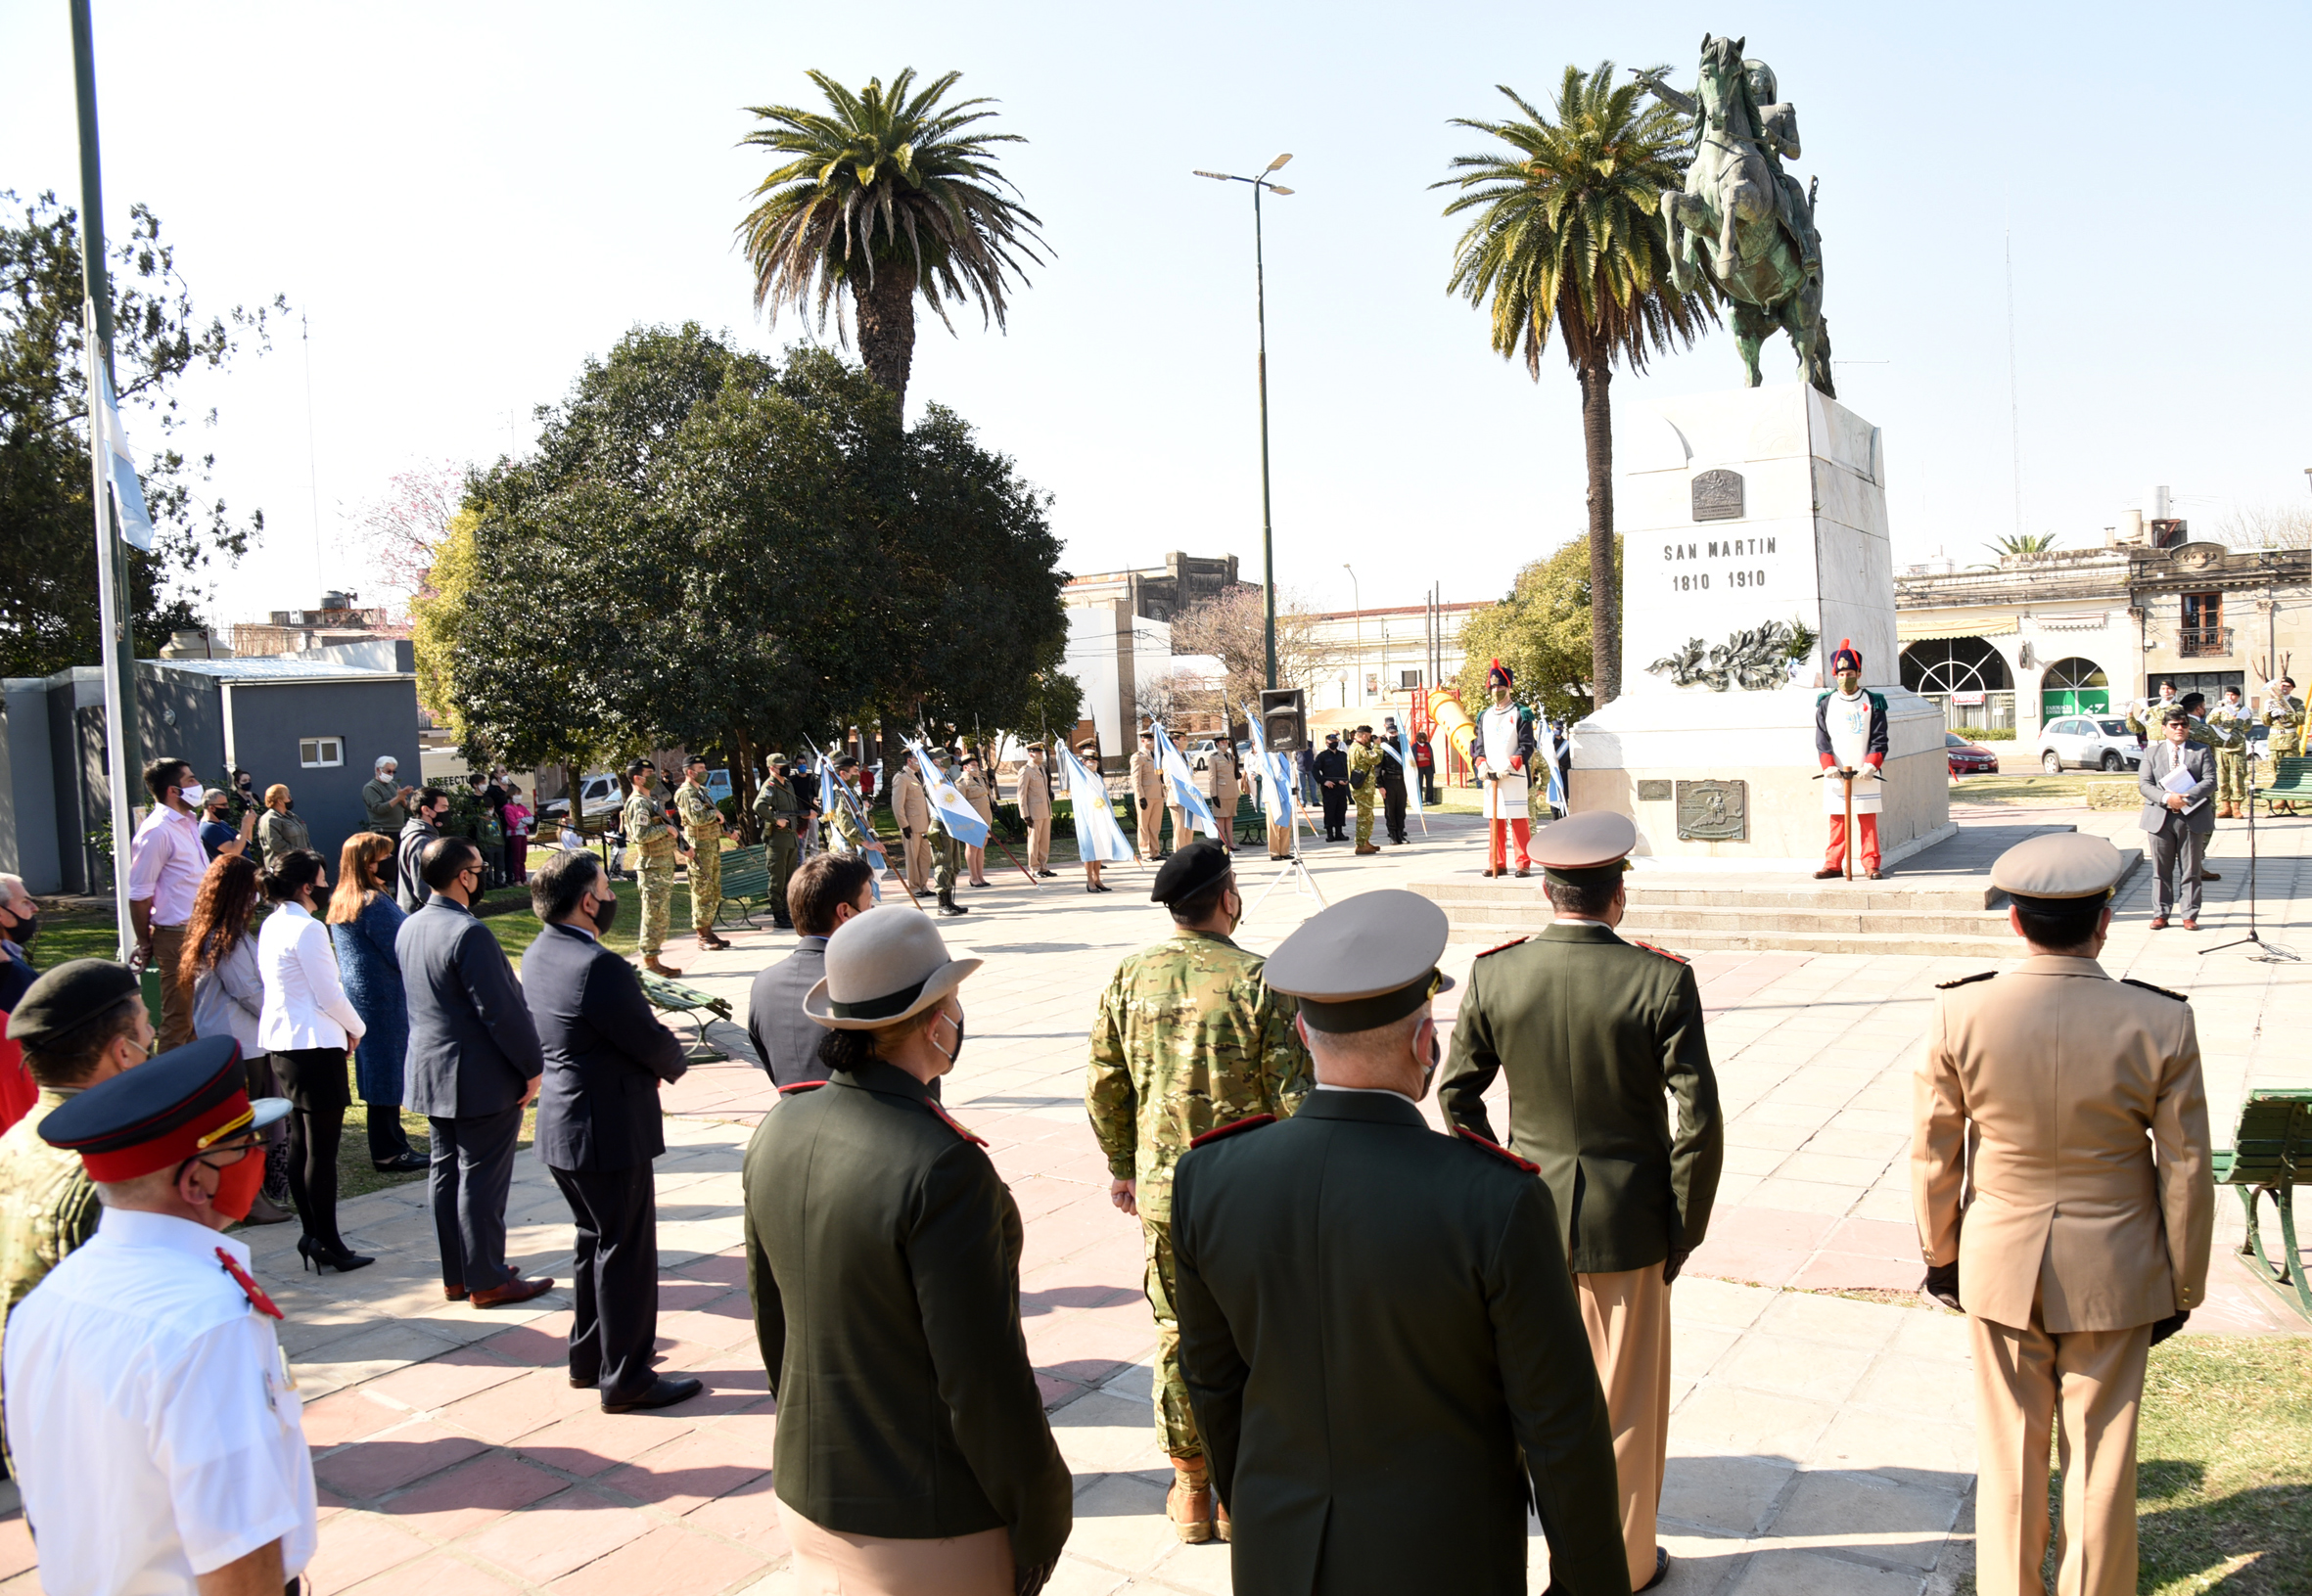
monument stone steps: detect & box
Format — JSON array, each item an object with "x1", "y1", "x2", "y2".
[{"x1": 1440, "y1": 923, "x2": 2023, "y2": 958}]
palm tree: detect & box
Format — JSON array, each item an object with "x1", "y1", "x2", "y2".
[
  {"x1": 737, "y1": 68, "x2": 1045, "y2": 412},
  {"x1": 1987, "y1": 530, "x2": 2060, "y2": 559},
  {"x1": 1437, "y1": 66, "x2": 1713, "y2": 706}
]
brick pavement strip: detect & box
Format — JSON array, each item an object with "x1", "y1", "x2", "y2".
[{"x1": 4, "y1": 808, "x2": 2300, "y2": 1594}]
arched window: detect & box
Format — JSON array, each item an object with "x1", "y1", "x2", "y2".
[
  {"x1": 2038, "y1": 656, "x2": 2109, "y2": 718},
  {"x1": 1902, "y1": 637, "x2": 2016, "y2": 732}
]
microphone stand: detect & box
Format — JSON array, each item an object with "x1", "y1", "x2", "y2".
[{"x1": 2202, "y1": 781, "x2": 2299, "y2": 962}]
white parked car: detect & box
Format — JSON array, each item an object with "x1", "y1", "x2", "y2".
[
  {"x1": 538, "y1": 771, "x2": 626, "y2": 822},
  {"x1": 2035, "y1": 715, "x2": 2142, "y2": 773}
]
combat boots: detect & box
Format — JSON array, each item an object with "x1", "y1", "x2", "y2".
[
  {"x1": 643, "y1": 954, "x2": 683, "y2": 978},
  {"x1": 694, "y1": 929, "x2": 729, "y2": 952},
  {"x1": 1355, "y1": 843, "x2": 1379, "y2": 855},
  {"x1": 1167, "y1": 1455, "x2": 1214, "y2": 1544},
  {"x1": 937, "y1": 890, "x2": 969, "y2": 917}
]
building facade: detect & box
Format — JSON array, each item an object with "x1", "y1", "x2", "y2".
[{"x1": 1893, "y1": 540, "x2": 2312, "y2": 738}]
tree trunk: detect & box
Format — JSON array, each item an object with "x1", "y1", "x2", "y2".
[
  {"x1": 732, "y1": 725, "x2": 761, "y2": 845},
  {"x1": 1579, "y1": 359, "x2": 1620, "y2": 707},
  {"x1": 854, "y1": 262, "x2": 919, "y2": 414}
]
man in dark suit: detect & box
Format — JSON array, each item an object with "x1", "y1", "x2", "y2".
[
  {"x1": 396, "y1": 787, "x2": 451, "y2": 913},
  {"x1": 745, "y1": 854, "x2": 874, "y2": 1088},
  {"x1": 1438, "y1": 810, "x2": 1723, "y2": 1593},
  {"x1": 2138, "y1": 705, "x2": 2217, "y2": 930},
  {"x1": 522, "y1": 850, "x2": 700, "y2": 1412},
  {"x1": 397, "y1": 837, "x2": 554, "y2": 1308},
  {"x1": 1173, "y1": 889, "x2": 1629, "y2": 1595}
]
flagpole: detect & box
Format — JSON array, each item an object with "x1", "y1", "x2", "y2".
[{"x1": 71, "y1": 0, "x2": 139, "y2": 959}]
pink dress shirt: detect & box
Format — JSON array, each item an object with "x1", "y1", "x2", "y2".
[{"x1": 126, "y1": 804, "x2": 208, "y2": 928}]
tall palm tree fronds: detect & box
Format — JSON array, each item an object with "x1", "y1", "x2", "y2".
[
  {"x1": 1435, "y1": 66, "x2": 1715, "y2": 704},
  {"x1": 737, "y1": 68, "x2": 1045, "y2": 410}
]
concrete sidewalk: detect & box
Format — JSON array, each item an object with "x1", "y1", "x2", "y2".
[{"x1": 3, "y1": 802, "x2": 2303, "y2": 1596}]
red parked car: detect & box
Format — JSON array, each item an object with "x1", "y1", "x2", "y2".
[{"x1": 1945, "y1": 732, "x2": 2001, "y2": 776}]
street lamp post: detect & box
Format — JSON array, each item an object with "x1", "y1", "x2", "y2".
[
  {"x1": 1342, "y1": 564, "x2": 1362, "y2": 707},
  {"x1": 1194, "y1": 155, "x2": 1294, "y2": 691}
]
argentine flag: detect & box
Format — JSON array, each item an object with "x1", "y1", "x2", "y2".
[
  {"x1": 1058, "y1": 745, "x2": 1133, "y2": 863},
  {"x1": 1384, "y1": 723, "x2": 1426, "y2": 822},
  {"x1": 1150, "y1": 723, "x2": 1221, "y2": 839},
  {"x1": 908, "y1": 743, "x2": 991, "y2": 849},
  {"x1": 83, "y1": 301, "x2": 155, "y2": 552},
  {"x1": 1240, "y1": 703, "x2": 1298, "y2": 835}
]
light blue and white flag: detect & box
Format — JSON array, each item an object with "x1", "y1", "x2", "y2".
[
  {"x1": 1058, "y1": 744, "x2": 1133, "y2": 863},
  {"x1": 908, "y1": 743, "x2": 990, "y2": 849},
  {"x1": 1540, "y1": 722, "x2": 1567, "y2": 812},
  {"x1": 1150, "y1": 723, "x2": 1221, "y2": 839},
  {"x1": 1240, "y1": 703, "x2": 1299, "y2": 836},
  {"x1": 84, "y1": 303, "x2": 155, "y2": 552},
  {"x1": 804, "y1": 736, "x2": 888, "y2": 897},
  {"x1": 1387, "y1": 722, "x2": 1427, "y2": 830}
]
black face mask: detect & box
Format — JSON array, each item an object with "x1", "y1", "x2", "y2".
[
  {"x1": 590, "y1": 893, "x2": 620, "y2": 935},
  {"x1": 1, "y1": 911, "x2": 29, "y2": 948},
  {"x1": 934, "y1": 1009, "x2": 966, "y2": 1067}
]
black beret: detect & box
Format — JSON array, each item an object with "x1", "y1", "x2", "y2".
[
  {"x1": 1151, "y1": 840, "x2": 1234, "y2": 905},
  {"x1": 5, "y1": 959, "x2": 141, "y2": 1047}
]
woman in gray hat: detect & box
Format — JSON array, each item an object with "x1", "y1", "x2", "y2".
[{"x1": 742, "y1": 905, "x2": 1070, "y2": 1596}]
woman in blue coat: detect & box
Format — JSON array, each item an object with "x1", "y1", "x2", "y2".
[{"x1": 326, "y1": 832, "x2": 426, "y2": 1171}]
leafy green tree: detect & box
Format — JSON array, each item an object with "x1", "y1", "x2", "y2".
[
  {"x1": 736, "y1": 68, "x2": 1046, "y2": 410},
  {"x1": 1454, "y1": 534, "x2": 1623, "y2": 721},
  {"x1": 0, "y1": 191, "x2": 280, "y2": 676},
  {"x1": 1437, "y1": 68, "x2": 1712, "y2": 707}
]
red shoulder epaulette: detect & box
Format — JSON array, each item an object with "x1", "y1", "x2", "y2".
[
  {"x1": 215, "y1": 1249, "x2": 283, "y2": 1320},
  {"x1": 1630, "y1": 938, "x2": 1688, "y2": 965},
  {"x1": 1190, "y1": 1113, "x2": 1275, "y2": 1148},
  {"x1": 929, "y1": 1102, "x2": 990, "y2": 1146},
  {"x1": 1451, "y1": 1123, "x2": 1540, "y2": 1173},
  {"x1": 777, "y1": 1080, "x2": 826, "y2": 1095},
  {"x1": 1476, "y1": 935, "x2": 1528, "y2": 958}
]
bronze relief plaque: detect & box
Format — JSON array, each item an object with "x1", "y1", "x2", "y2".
[
  {"x1": 1675, "y1": 779, "x2": 1747, "y2": 842},
  {"x1": 1690, "y1": 469, "x2": 1744, "y2": 522}
]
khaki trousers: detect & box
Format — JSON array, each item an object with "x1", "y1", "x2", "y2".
[
  {"x1": 1027, "y1": 816, "x2": 1052, "y2": 874},
  {"x1": 902, "y1": 834, "x2": 930, "y2": 893},
  {"x1": 150, "y1": 924, "x2": 195, "y2": 1050},
  {"x1": 1137, "y1": 798, "x2": 1163, "y2": 859},
  {"x1": 1971, "y1": 1305, "x2": 2153, "y2": 1596},
  {"x1": 1579, "y1": 1265, "x2": 1672, "y2": 1593},
  {"x1": 778, "y1": 1500, "x2": 1012, "y2": 1595},
  {"x1": 1168, "y1": 805, "x2": 1189, "y2": 849}
]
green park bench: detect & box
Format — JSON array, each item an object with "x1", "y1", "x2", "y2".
[
  {"x1": 712, "y1": 843, "x2": 772, "y2": 929},
  {"x1": 2254, "y1": 753, "x2": 2311, "y2": 810},
  {"x1": 2211, "y1": 1088, "x2": 2312, "y2": 1323},
  {"x1": 638, "y1": 970, "x2": 734, "y2": 1058}
]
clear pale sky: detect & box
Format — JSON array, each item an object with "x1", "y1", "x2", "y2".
[{"x1": 6, "y1": 0, "x2": 2306, "y2": 629}]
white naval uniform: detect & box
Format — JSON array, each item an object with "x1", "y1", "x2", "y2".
[
  {"x1": 4, "y1": 1209, "x2": 317, "y2": 1596},
  {"x1": 1477, "y1": 705, "x2": 1529, "y2": 821},
  {"x1": 1821, "y1": 691, "x2": 1884, "y2": 814}
]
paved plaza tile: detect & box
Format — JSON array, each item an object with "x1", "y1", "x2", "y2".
[{"x1": 4, "y1": 803, "x2": 2307, "y2": 1595}]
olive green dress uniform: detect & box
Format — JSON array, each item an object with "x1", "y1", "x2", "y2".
[
  {"x1": 621, "y1": 779, "x2": 681, "y2": 959},
  {"x1": 675, "y1": 775, "x2": 725, "y2": 934},
  {"x1": 743, "y1": 1060, "x2": 1072, "y2": 1579},
  {"x1": 1346, "y1": 739, "x2": 1385, "y2": 848},
  {"x1": 1437, "y1": 814, "x2": 1723, "y2": 1594},
  {"x1": 1914, "y1": 833, "x2": 2213, "y2": 1596},
  {"x1": 0, "y1": 1088, "x2": 102, "y2": 1464},
  {"x1": 754, "y1": 768, "x2": 802, "y2": 916},
  {"x1": 1087, "y1": 912, "x2": 1311, "y2": 1463}
]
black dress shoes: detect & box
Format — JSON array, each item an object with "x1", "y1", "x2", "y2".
[
  {"x1": 372, "y1": 1151, "x2": 428, "y2": 1173},
  {"x1": 602, "y1": 1375, "x2": 704, "y2": 1414}
]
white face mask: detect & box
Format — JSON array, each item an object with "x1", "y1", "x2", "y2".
[{"x1": 179, "y1": 783, "x2": 204, "y2": 807}]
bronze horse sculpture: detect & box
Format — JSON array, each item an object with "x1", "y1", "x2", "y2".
[{"x1": 1637, "y1": 36, "x2": 1834, "y2": 396}]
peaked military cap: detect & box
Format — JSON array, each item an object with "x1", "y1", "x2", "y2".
[
  {"x1": 1262, "y1": 889, "x2": 1454, "y2": 1033},
  {"x1": 1531, "y1": 810, "x2": 1638, "y2": 889},
  {"x1": 5, "y1": 958, "x2": 141, "y2": 1047},
  {"x1": 1151, "y1": 839, "x2": 1233, "y2": 905},
  {"x1": 40, "y1": 1035, "x2": 289, "y2": 1182},
  {"x1": 1991, "y1": 832, "x2": 2124, "y2": 909}
]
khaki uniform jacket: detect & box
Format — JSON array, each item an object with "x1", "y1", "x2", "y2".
[
  {"x1": 743, "y1": 1063, "x2": 1071, "y2": 1568},
  {"x1": 1439, "y1": 922, "x2": 1724, "y2": 1274},
  {"x1": 1129, "y1": 751, "x2": 1164, "y2": 808},
  {"x1": 891, "y1": 769, "x2": 932, "y2": 840},
  {"x1": 1173, "y1": 1093, "x2": 1629, "y2": 1596},
  {"x1": 957, "y1": 770, "x2": 995, "y2": 825},
  {"x1": 1913, "y1": 956, "x2": 2213, "y2": 1333},
  {"x1": 1203, "y1": 746, "x2": 1241, "y2": 805},
  {"x1": 1016, "y1": 760, "x2": 1053, "y2": 821}
]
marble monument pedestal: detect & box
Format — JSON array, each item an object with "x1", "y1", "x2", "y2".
[{"x1": 1569, "y1": 383, "x2": 1952, "y2": 870}]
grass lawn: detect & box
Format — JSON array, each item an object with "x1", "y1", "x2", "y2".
[{"x1": 1951, "y1": 771, "x2": 2140, "y2": 808}]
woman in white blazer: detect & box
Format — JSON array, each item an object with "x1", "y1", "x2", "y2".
[{"x1": 258, "y1": 848, "x2": 372, "y2": 1273}]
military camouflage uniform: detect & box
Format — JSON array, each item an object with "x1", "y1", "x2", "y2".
[
  {"x1": 0, "y1": 1090, "x2": 103, "y2": 1467},
  {"x1": 2206, "y1": 700, "x2": 2251, "y2": 808},
  {"x1": 623, "y1": 780, "x2": 681, "y2": 956},
  {"x1": 754, "y1": 773, "x2": 803, "y2": 922},
  {"x1": 828, "y1": 787, "x2": 871, "y2": 858},
  {"x1": 675, "y1": 777, "x2": 726, "y2": 933},
  {"x1": 1347, "y1": 739, "x2": 1386, "y2": 847},
  {"x1": 1086, "y1": 931, "x2": 1311, "y2": 1460}
]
